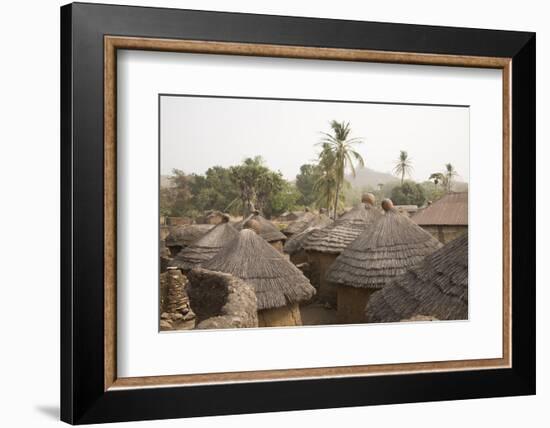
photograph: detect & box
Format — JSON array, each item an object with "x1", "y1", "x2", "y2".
[{"x1": 158, "y1": 94, "x2": 469, "y2": 331}]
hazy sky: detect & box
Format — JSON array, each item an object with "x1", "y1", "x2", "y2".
[{"x1": 160, "y1": 95, "x2": 469, "y2": 183}]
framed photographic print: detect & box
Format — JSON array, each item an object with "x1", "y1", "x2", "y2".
[{"x1": 61, "y1": 2, "x2": 535, "y2": 424}]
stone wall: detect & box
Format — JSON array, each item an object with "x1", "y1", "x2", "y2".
[{"x1": 187, "y1": 268, "x2": 258, "y2": 329}]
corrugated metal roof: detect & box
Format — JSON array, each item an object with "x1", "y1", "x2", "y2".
[{"x1": 412, "y1": 192, "x2": 468, "y2": 226}]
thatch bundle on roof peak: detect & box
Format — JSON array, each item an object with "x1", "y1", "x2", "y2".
[
  {"x1": 365, "y1": 233, "x2": 468, "y2": 323},
  {"x1": 169, "y1": 220, "x2": 238, "y2": 272},
  {"x1": 302, "y1": 202, "x2": 381, "y2": 254},
  {"x1": 283, "y1": 210, "x2": 333, "y2": 237},
  {"x1": 234, "y1": 211, "x2": 286, "y2": 244},
  {"x1": 202, "y1": 229, "x2": 315, "y2": 310},
  {"x1": 326, "y1": 199, "x2": 442, "y2": 290}
]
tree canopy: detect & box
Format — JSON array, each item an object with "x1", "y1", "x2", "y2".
[{"x1": 390, "y1": 181, "x2": 426, "y2": 206}]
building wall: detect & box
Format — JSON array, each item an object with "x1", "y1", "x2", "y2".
[
  {"x1": 421, "y1": 225, "x2": 468, "y2": 244},
  {"x1": 258, "y1": 303, "x2": 302, "y2": 327}
]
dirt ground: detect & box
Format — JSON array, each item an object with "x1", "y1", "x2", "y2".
[{"x1": 300, "y1": 302, "x2": 339, "y2": 326}]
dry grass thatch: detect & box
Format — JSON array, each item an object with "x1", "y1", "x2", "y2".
[
  {"x1": 283, "y1": 226, "x2": 322, "y2": 256},
  {"x1": 234, "y1": 211, "x2": 287, "y2": 243},
  {"x1": 302, "y1": 203, "x2": 381, "y2": 254},
  {"x1": 165, "y1": 224, "x2": 215, "y2": 248},
  {"x1": 202, "y1": 229, "x2": 316, "y2": 310},
  {"x1": 326, "y1": 201, "x2": 442, "y2": 289},
  {"x1": 169, "y1": 221, "x2": 238, "y2": 271},
  {"x1": 365, "y1": 233, "x2": 468, "y2": 322},
  {"x1": 283, "y1": 211, "x2": 333, "y2": 236}
]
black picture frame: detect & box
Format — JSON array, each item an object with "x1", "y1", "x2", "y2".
[{"x1": 61, "y1": 2, "x2": 535, "y2": 424}]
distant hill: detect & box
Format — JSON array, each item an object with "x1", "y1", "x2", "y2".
[{"x1": 346, "y1": 167, "x2": 399, "y2": 190}]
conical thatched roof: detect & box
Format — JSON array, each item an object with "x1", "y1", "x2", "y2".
[
  {"x1": 326, "y1": 199, "x2": 442, "y2": 289},
  {"x1": 234, "y1": 211, "x2": 286, "y2": 243},
  {"x1": 169, "y1": 217, "x2": 238, "y2": 271},
  {"x1": 202, "y1": 229, "x2": 315, "y2": 310},
  {"x1": 284, "y1": 226, "x2": 322, "y2": 256},
  {"x1": 365, "y1": 234, "x2": 468, "y2": 322},
  {"x1": 284, "y1": 210, "x2": 333, "y2": 236},
  {"x1": 165, "y1": 224, "x2": 214, "y2": 248},
  {"x1": 302, "y1": 202, "x2": 381, "y2": 254}
]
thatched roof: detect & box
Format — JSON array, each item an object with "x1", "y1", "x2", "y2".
[
  {"x1": 284, "y1": 211, "x2": 333, "y2": 236},
  {"x1": 326, "y1": 199, "x2": 442, "y2": 289},
  {"x1": 169, "y1": 218, "x2": 238, "y2": 271},
  {"x1": 413, "y1": 192, "x2": 468, "y2": 226},
  {"x1": 365, "y1": 233, "x2": 468, "y2": 322},
  {"x1": 302, "y1": 202, "x2": 381, "y2": 254},
  {"x1": 284, "y1": 226, "x2": 321, "y2": 256},
  {"x1": 202, "y1": 229, "x2": 315, "y2": 310},
  {"x1": 234, "y1": 211, "x2": 286, "y2": 243},
  {"x1": 165, "y1": 224, "x2": 214, "y2": 248}
]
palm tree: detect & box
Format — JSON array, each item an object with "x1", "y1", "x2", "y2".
[
  {"x1": 444, "y1": 163, "x2": 458, "y2": 192},
  {"x1": 393, "y1": 150, "x2": 414, "y2": 185},
  {"x1": 318, "y1": 121, "x2": 365, "y2": 219},
  {"x1": 429, "y1": 172, "x2": 445, "y2": 190}
]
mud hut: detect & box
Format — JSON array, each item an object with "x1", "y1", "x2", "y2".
[
  {"x1": 160, "y1": 240, "x2": 172, "y2": 273},
  {"x1": 284, "y1": 225, "x2": 324, "y2": 265},
  {"x1": 202, "y1": 229, "x2": 316, "y2": 327},
  {"x1": 283, "y1": 208, "x2": 332, "y2": 237},
  {"x1": 187, "y1": 268, "x2": 258, "y2": 329},
  {"x1": 159, "y1": 267, "x2": 195, "y2": 330},
  {"x1": 165, "y1": 224, "x2": 214, "y2": 257},
  {"x1": 169, "y1": 215, "x2": 238, "y2": 272},
  {"x1": 365, "y1": 233, "x2": 468, "y2": 323},
  {"x1": 412, "y1": 192, "x2": 468, "y2": 243},
  {"x1": 234, "y1": 210, "x2": 287, "y2": 252},
  {"x1": 326, "y1": 199, "x2": 442, "y2": 324},
  {"x1": 196, "y1": 210, "x2": 227, "y2": 225},
  {"x1": 302, "y1": 194, "x2": 381, "y2": 305}
]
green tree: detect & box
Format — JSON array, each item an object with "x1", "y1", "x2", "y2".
[
  {"x1": 428, "y1": 172, "x2": 445, "y2": 191},
  {"x1": 444, "y1": 163, "x2": 458, "y2": 192},
  {"x1": 318, "y1": 121, "x2": 365, "y2": 219},
  {"x1": 421, "y1": 181, "x2": 445, "y2": 203},
  {"x1": 228, "y1": 156, "x2": 287, "y2": 217},
  {"x1": 160, "y1": 169, "x2": 194, "y2": 217},
  {"x1": 295, "y1": 163, "x2": 323, "y2": 207},
  {"x1": 390, "y1": 181, "x2": 426, "y2": 206},
  {"x1": 393, "y1": 150, "x2": 414, "y2": 185},
  {"x1": 270, "y1": 181, "x2": 301, "y2": 217}
]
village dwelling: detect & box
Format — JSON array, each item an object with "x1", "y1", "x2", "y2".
[
  {"x1": 365, "y1": 233, "x2": 468, "y2": 323},
  {"x1": 196, "y1": 210, "x2": 228, "y2": 225},
  {"x1": 186, "y1": 268, "x2": 259, "y2": 329},
  {"x1": 282, "y1": 208, "x2": 332, "y2": 237},
  {"x1": 169, "y1": 215, "x2": 238, "y2": 272},
  {"x1": 234, "y1": 210, "x2": 287, "y2": 252},
  {"x1": 412, "y1": 192, "x2": 468, "y2": 243},
  {"x1": 277, "y1": 210, "x2": 303, "y2": 222},
  {"x1": 326, "y1": 199, "x2": 442, "y2": 324},
  {"x1": 302, "y1": 193, "x2": 381, "y2": 306},
  {"x1": 393, "y1": 205, "x2": 419, "y2": 217},
  {"x1": 284, "y1": 226, "x2": 324, "y2": 266},
  {"x1": 201, "y1": 228, "x2": 316, "y2": 327},
  {"x1": 164, "y1": 224, "x2": 214, "y2": 257}
]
